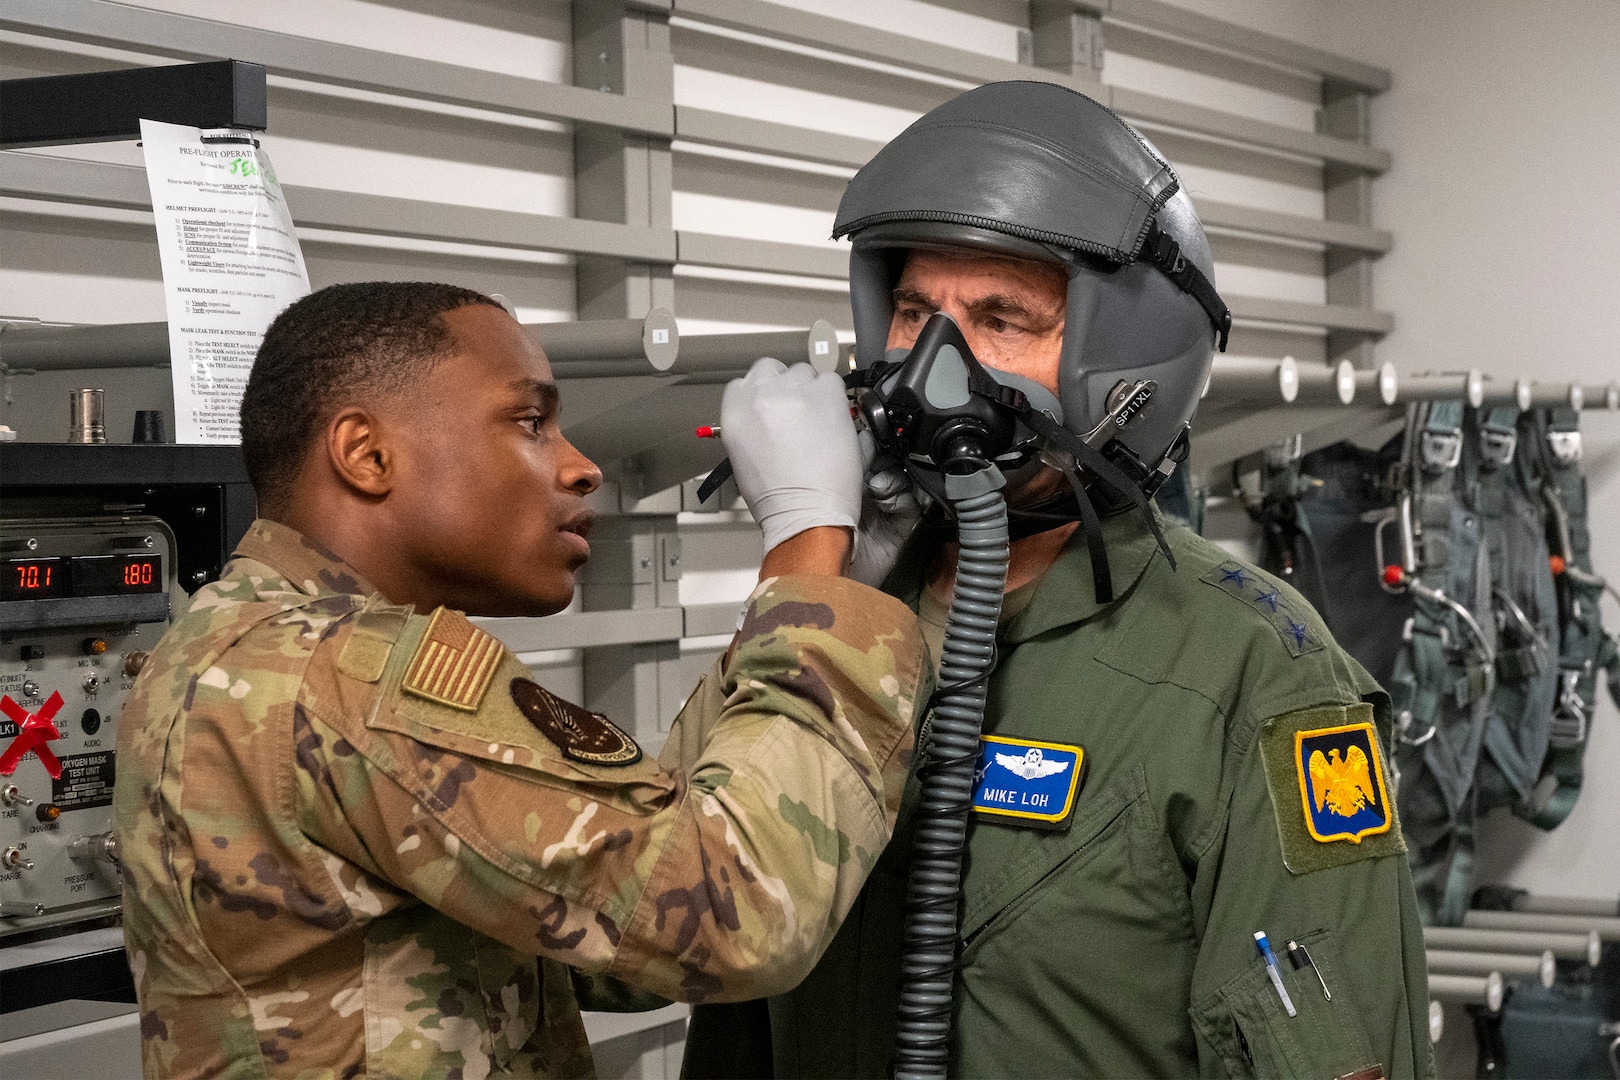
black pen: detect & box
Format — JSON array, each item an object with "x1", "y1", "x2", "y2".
[{"x1": 1286, "y1": 939, "x2": 1331, "y2": 1000}]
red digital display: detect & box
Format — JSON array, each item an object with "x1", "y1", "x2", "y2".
[
  {"x1": 70, "y1": 554, "x2": 164, "y2": 596},
  {"x1": 2, "y1": 558, "x2": 66, "y2": 600}
]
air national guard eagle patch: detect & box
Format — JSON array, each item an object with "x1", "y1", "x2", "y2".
[
  {"x1": 1258, "y1": 703, "x2": 1405, "y2": 874},
  {"x1": 1296, "y1": 722, "x2": 1391, "y2": 844},
  {"x1": 971, "y1": 735, "x2": 1085, "y2": 831}
]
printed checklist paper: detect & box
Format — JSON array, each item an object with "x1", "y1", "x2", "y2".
[{"x1": 140, "y1": 119, "x2": 309, "y2": 444}]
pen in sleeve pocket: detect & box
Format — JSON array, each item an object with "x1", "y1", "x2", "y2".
[{"x1": 1253, "y1": 931, "x2": 1297, "y2": 1017}]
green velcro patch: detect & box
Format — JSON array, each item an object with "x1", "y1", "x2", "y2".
[
  {"x1": 338, "y1": 635, "x2": 394, "y2": 683},
  {"x1": 337, "y1": 604, "x2": 410, "y2": 683},
  {"x1": 1200, "y1": 561, "x2": 1324, "y2": 657},
  {"x1": 1259, "y1": 703, "x2": 1406, "y2": 874}
]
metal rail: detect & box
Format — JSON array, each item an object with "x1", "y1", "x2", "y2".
[
  {"x1": 0, "y1": 313, "x2": 841, "y2": 383},
  {"x1": 1508, "y1": 894, "x2": 1620, "y2": 918},
  {"x1": 1424, "y1": 925, "x2": 1602, "y2": 966},
  {"x1": 1428, "y1": 971, "x2": 1504, "y2": 1011},
  {"x1": 1462, "y1": 909, "x2": 1620, "y2": 942},
  {"x1": 1426, "y1": 948, "x2": 1555, "y2": 988},
  {"x1": 5, "y1": 317, "x2": 1609, "y2": 421}
]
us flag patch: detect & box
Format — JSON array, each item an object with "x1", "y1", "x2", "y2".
[{"x1": 401, "y1": 608, "x2": 503, "y2": 712}]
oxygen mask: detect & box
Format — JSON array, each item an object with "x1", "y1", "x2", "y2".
[
  {"x1": 697, "y1": 309, "x2": 1174, "y2": 604},
  {"x1": 853, "y1": 312, "x2": 1061, "y2": 507}
]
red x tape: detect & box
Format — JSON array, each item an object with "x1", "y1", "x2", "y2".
[{"x1": 0, "y1": 691, "x2": 65, "y2": 780}]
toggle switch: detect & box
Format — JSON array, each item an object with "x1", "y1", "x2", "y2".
[{"x1": 2, "y1": 846, "x2": 34, "y2": 871}]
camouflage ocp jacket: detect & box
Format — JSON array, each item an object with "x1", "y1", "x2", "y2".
[{"x1": 114, "y1": 519, "x2": 926, "y2": 1079}]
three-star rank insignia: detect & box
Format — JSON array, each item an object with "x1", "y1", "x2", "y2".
[
  {"x1": 971, "y1": 735, "x2": 1085, "y2": 830},
  {"x1": 1258, "y1": 703, "x2": 1405, "y2": 874},
  {"x1": 401, "y1": 608, "x2": 503, "y2": 711},
  {"x1": 511, "y1": 678, "x2": 642, "y2": 766},
  {"x1": 1201, "y1": 561, "x2": 1323, "y2": 657}
]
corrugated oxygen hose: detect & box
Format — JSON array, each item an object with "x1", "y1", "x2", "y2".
[{"x1": 893, "y1": 474, "x2": 1010, "y2": 1080}]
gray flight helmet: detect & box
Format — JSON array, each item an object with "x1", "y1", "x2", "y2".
[{"x1": 835, "y1": 80, "x2": 1228, "y2": 484}]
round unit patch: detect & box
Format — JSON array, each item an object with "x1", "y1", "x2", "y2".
[{"x1": 510, "y1": 678, "x2": 642, "y2": 766}]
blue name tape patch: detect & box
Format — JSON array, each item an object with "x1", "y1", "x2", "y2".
[{"x1": 972, "y1": 735, "x2": 1085, "y2": 830}]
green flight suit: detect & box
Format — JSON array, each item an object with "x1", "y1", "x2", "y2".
[{"x1": 686, "y1": 511, "x2": 1434, "y2": 1079}]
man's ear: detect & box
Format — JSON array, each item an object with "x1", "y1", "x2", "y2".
[{"x1": 326, "y1": 407, "x2": 394, "y2": 498}]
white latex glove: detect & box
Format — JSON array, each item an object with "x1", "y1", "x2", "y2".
[
  {"x1": 721, "y1": 357, "x2": 861, "y2": 554},
  {"x1": 848, "y1": 429, "x2": 924, "y2": 588}
]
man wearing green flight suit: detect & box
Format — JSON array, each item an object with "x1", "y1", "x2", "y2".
[
  {"x1": 113, "y1": 281, "x2": 928, "y2": 1078},
  {"x1": 684, "y1": 82, "x2": 1433, "y2": 1079}
]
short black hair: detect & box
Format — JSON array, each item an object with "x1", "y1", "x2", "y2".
[{"x1": 240, "y1": 281, "x2": 503, "y2": 512}]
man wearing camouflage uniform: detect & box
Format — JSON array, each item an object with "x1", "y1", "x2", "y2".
[{"x1": 114, "y1": 282, "x2": 927, "y2": 1078}]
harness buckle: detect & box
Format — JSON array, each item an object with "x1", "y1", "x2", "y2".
[
  {"x1": 1395, "y1": 707, "x2": 1436, "y2": 747},
  {"x1": 1480, "y1": 428, "x2": 1517, "y2": 469},
  {"x1": 1549, "y1": 669, "x2": 1589, "y2": 748},
  {"x1": 1547, "y1": 430, "x2": 1582, "y2": 465},
  {"x1": 1262, "y1": 433, "x2": 1304, "y2": 469},
  {"x1": 1420, "y1": 430, "x2": 1462, "y2": 472}
]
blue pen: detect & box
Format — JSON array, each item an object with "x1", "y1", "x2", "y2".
[{"x1": 1253, "y1": 931, "x2": 1297, "y2": 1017}]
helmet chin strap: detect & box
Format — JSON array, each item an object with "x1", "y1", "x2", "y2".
[
  {"x1": 1141, "y1": 219, "x2": 1232, "y2": 352},
  {"x1": 1017, "y1": 406, "x2": 1175, "y2": 604}
]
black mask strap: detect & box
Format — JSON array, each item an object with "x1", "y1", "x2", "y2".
[
  {"x1": 1005, "y1": 489, "x2": 1088, "y2": 540},
  {"x1": 1062, "y1": 464, "x2": 1113, "y2": 604},
  {"x1": 1018, "y1": 408, "x2": 1177, "y2": 604}
]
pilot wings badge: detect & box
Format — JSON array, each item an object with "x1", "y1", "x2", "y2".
[
  {"x1": 994, "y1": 747, "x2": 1071, "y2": 780},
  {"x1": 972, "y1": 735, "x2": 1085, "y2": 830},
  {"x1": 1295, "y1": 722, "x2": 1392, "y2": 844}
]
